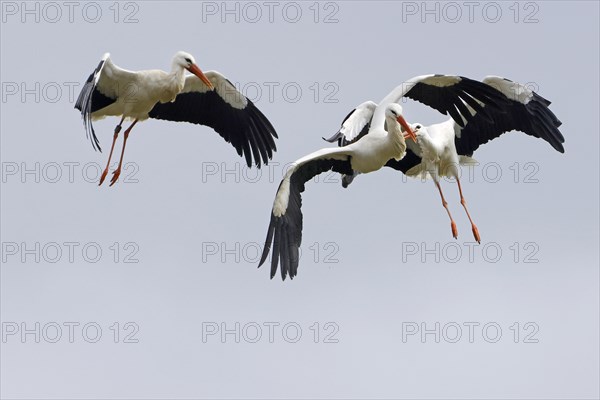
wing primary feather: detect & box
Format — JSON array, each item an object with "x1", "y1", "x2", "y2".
[
  {"x1": 279, "y1": 221, "x2": 290, "y2": 281},
  {"x1": 287, "y1": 219, "x2": 300, "y2": 278},
  {"x1": 270, "y1": 219, "x2": 282, "y2": 280},
  {"x1": 259, "y1": 215, "x2": 276, "y2": 267},
  {"x1": 246, "y1": 116, "x2": 270, "y2": 166},
  {"x1": 447, "y1": 103, "x2": 465, "y2": 127},
  {"x1": 454, "y1": 95, "x2": 475, "y2": 124},
  {"x1": 460, "y1": 92, "x2": 494, "y2": 123}
]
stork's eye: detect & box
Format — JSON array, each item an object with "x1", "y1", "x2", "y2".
[{"x1": 184, "y1": 58, "x2": 192, "y2": 63}]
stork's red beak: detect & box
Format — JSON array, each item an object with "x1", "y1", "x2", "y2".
[
  {"x1": 187, "y1": 64, "x2": 214, "y2": 90},
  {"x1": 397, "y1": 115, "x2": 417, "y2": 142}
]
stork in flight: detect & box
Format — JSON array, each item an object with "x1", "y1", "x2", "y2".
[
  {"x1": 333, "y1": 76, "x2": 565, "y2": 243},
  {"x1": 259, "y1": 74, "x2": 512, "y2": 280},
  {"x1": 74, "y1": 51, "x2": 278, "y2": 186}
]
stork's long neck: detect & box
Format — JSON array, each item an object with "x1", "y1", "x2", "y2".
[
  {"x1": 169, "y1": 64, "x2": 187, "y2": 93},
  {"x1": 385, "y1": 116, "x2": 407, "y2": 159}
]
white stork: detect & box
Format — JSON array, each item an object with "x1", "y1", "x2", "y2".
[
  {"x1": 259, "y1": 74, "x2": 512, "y2": 280},
  {"x1": 336, "y1": 76, "x2": 565, "y2": 243},
  {"x1": 74, "y1": 51, "x2": 278, "y2": 186}
]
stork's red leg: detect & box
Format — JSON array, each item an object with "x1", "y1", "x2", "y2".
[
  {"x1": 109, "y1": 119, "x2": 138, "y2": 186},
  {"x1": 456, "y1": 178, "x2": 481, "y2": 243},
  {"x1": 99, "y1": 117, "x2": 125, "y2": 186},
  {"x1": 435, "y1": 181, "x2": 458, "y2": 239}
]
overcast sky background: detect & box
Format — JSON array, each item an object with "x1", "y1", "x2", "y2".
[{"x1": 1, "y1": 1, "x2": 598, "y2": 399}]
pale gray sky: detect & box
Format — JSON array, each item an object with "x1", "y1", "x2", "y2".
[{"x1": 1, "y1": 1, "x2": 598, "y2": 399}]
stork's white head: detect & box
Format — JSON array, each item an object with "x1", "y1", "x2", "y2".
[
  {"x1": 173, "y1": 51, "x2": 196, "y2": 68},
  {"x1": 385, "y1": 104, "x2": 417, "y2": 142},
  {"x1": 172, "y1": 51, "x2": 214, "y2": 89},
  {"x1": 410, "y1": 123, "x2": 425, "y2": 136}
]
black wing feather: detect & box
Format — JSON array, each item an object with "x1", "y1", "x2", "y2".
[
  {"x1": 74, "y1": 58, "x2": 117, "y2": 152},
  {"x1": 149, "y1": 91, "x2": 278, "y2": 168},
  {"x1": 405, "y1": 76, "x2": 512, "y2": 128},
  {"x1": 455, "y1": 92, "x2": 565, "y2": 156}
]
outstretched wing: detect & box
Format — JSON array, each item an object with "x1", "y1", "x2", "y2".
[
  {"x1": 74, "y1": 53, "x2": 135, "y2": 151},
  {"x1": 259, "y1": 148, "x2": 354, "y2": 280},
  {"x1": 323, "y1": 101, "x2": 377, "y2": 146},
  {"x1": 149, "y1": 71, "x2": 278, "y2": 168},
  {"x1": 454, "y1": 76, "x2": 564, "y2": 156},
  {"x1": 375, "y1": 74, "x2": 513, "y2": 130}
]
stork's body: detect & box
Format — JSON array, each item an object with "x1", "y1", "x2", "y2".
[
  {"x1": 97, "y1": 68, "x2": 188, "y2": 119},
  {"x1": 410, "y1": 119, "x2": 463, "y2": 181},
  {"x1": 75, "y1": 51, "x2": 278, "y2": 186},
  {"x1": 346, "y1": 125, "x2": 407, "y2": 173}
]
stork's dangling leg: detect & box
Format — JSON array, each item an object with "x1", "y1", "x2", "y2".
[
  {"x1": 99, "y1": 116, "x2": 125, "y2": 185},
  {"x1": 109, "y1": 119, "x2": 138, "y2": 186},
  {"x1": 434, "y1": 180, "x2": 458, "y2": 239},
  {"x1": 456, "y1": 178, "x2": 481, "y2": 243}
]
